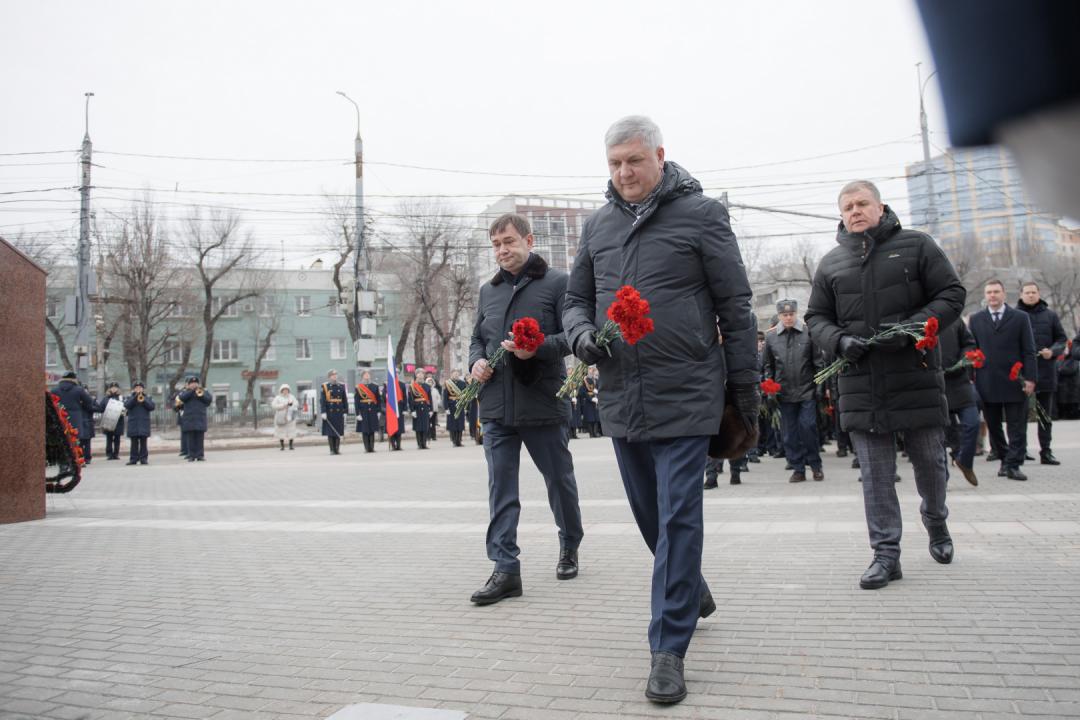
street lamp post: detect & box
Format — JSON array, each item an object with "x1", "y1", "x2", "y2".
[
  {"x1": 335, "y1": 90, "x2": 364, "y2": 349},
  {"x1": 916, "y1": 63, "x2": 939, "y2": 232}
]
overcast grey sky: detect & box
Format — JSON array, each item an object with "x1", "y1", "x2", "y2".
[{"x1": 0, "y1": 0, "x2": 946, "y2": 264}]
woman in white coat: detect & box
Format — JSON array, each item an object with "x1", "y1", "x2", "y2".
[{"x1": 272, "y1": 384, "x2": 299, "y2": 450}]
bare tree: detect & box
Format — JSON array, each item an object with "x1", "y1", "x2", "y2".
[
  {"x1": 380, "y1": 199, "x2": 476, "y2": 367},
  {"x1": 239, "y1": 301, "x2": 280, "y2": 428},
  {"x1": 1028, "y1": 244, "x2": 1080, "y2": 336},
  {"x1": 760, "y1": 237, "x2": 823, "y2": 287},
  {"x1": 183, "y1": 211, "x2": 263, "y2": 386},
  {"x1": 102, "y1": 203, "x2": 196, "y2": 387}
]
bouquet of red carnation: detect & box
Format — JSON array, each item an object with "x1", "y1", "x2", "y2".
[
  {"x1": 759, "y1": 378, "x2": 782, "y2": 429},
  {"x1": 947, "y1": 348, "x2": 986, "y2": 372},
  {"x1": 557, "y1": 285, "x2": 655, "y2": 398},
  {"x1": 815, "y1": 316, "x2": 940, "y2": 385},
  {"x1": 454, "y1": 317, "x2": 545, "y2": 417},
  {"x1": 1009, "y1": 360, "x2": 1051, "y2": 428}
]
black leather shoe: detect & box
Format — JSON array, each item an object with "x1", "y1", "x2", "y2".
[
  {"x1": 851, "y1": 457, "x2": 860, "y2": 469},
  {"x1": 859, "y1": 559, "x2": 902, "y2": 590},
  {"x1": 470, "y1": 571, "x2": 523, "y2": 605},
  {"x1": 729, "y1": 471, "x2": 741, "y2": 485},
  {"x1": 645, "y1": 652, "x2": 686, "y2": 704},
  {"x1": 1025, "y1": 453, "x2": 1035, "y2": 461},
  {"x1": 998, "y1": 466, "x2": 1007, "y2": 477},
  {"x1": 747, "y1": 454, "x2": 761, "y2": 463},
  {"x1": 1040, "y1": 452, "x2": 1061, "y2": 466},
  {"x1": 928, "y1": 524, "x2": 954, "y2": 564},
  {"x1": 789, "y1": 471, "x2": 806, "y2": 483},
  {"x1": 699, "y1": 588, "x2": 716, "y2": 619},
  {"x1": 986, "y1": 452, "x2": 999, "y2": 462},
  {"x1": 703, "y1": 478, "x2": 718, "y2": 489},
  {"x1": 836, "y1": 448, "x2": 848, "y2": 458},
  {"x1": 125, "y1": 461, "x2": 138, "y2": 466},
  {"x1": 955, "y1": 462, "x2": 978, "y2": 486},
  {"x1": 1005, "y1": 467, "x2": 1028, "y2": 481},
  {"x1": 556, "y1": 547, "x2": 578, "y2": 580}
]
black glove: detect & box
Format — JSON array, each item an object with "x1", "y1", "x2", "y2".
[
  {"x1": 573, "y1": 331, "x2": 607, "y2": 365},
  {"x1": 873, "y1": 324, "x2": 910, "y2": 353},
  {"x1": 839, "y1": 335, "x2": 870, "y2": 363},
  {"x1": 728, "y1": 382, "x2": 761, "y2": 434}
]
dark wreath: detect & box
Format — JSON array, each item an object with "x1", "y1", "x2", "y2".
[{"x1": 45, "y1": 392, "x2": 83, "y2": 493}]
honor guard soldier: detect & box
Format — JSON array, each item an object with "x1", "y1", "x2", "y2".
[
  {"x1": 124, "y1": 381, "x2": 155, "y2": 465},
  {"x1": 409, "y1": 368, "x2": 433, "y2": 449},
  {"x1": 443, "y1": 369, "x2": 468, "y2": 446},
  {"x1": 320, "y1": 369, "x2": 348, "y2": 455},
  {"x1": 178, "y1": 376, "x2": 213, "y2": 461},
  {"x1": 97, "y1": 381, "x2": 125, "y2": 460},
  {"x1": 53, "y1": 371, "x2": 96, "y2": 464},
  {"x1": 354, "y1": 370, "x2": 382, "y2": 453}
]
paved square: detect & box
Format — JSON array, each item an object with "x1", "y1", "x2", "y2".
[{"x1": 2, "y1": 424, "x2": 1079, "y2": 719}]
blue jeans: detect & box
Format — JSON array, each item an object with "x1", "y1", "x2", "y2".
[{"x1": 780, "y1": 399, "x2": 821, "y2": 473}]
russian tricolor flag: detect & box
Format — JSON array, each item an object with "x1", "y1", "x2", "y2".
[{"x1": 385, "y1": 335, "x2": 400, "y2": 437}]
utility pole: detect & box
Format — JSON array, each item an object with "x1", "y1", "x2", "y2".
[
  {"x1": 916, "y1": 63, "x2": 939, "y2": 232},
  {"x1": 336, "y1": 91, "x2": 373, "y2": 369},
  {"x1": 74, "y1": 92, "x2": 95, "y2": 384}
]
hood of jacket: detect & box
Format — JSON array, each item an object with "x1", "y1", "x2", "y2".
[{"x1": 1016, "y1": 298, "x2": 1049, "y2": 314}]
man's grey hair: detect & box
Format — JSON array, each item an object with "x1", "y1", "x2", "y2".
[
  {"x1": 837, "y1": 179, "x2": 882, "y2": 205},
  {"x1": 605, "y1": 115, "x2": 663, "y2": 150}
]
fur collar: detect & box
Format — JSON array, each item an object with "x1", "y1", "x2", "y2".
[{"x1": 490, "y1": 253, "x2": 548, "y2": 286}]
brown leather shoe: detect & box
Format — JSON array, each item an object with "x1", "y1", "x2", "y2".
[{"x1": 789, "y1": 471, "x2": 806, "y2": 483}]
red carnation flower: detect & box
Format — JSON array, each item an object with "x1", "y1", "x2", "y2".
[
  {"x1": 915, "y1": 335, "x2": 939, "y2": 351},
  {"x1": 760, "y1": 378, "x2": 782, "y2": 396},
  {"x1": 924, "y1": 317, "x2": 939, "y2": 338},
  {"x1": 606, "y1": 285, "x2": 655, "y2": 346},
  {"x1": 1009, "y1": 361, "x2": 1024, "y2": 381},
  {"x1": 965, "y1": 349, "x2": 986, "y2": 369},
  {"x1": 511, "y1": 316, "x2": 545, "y2": 353}
]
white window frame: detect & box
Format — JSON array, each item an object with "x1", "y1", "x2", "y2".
[
  {"x1": 46, "y1": 342, "x2": 57, "y2": 367},
  {"x1": 330, "y1": 338, "x2": 347, "y2": 360},
  {"x1": 296, "y1": 338, "x2": 312, "y2": 361},
  {"x1": 212, "y1": 295, "x2": 239, "y2": 318},
  {"x1": 211, "y1": 339, "x2": 239, "y2": 362},
  {"x1": 295, "y1": 295, "x2": 311, "y2": 317}
]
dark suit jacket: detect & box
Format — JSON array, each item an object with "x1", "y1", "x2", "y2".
[{"x1": 969, "y1": 305, "x2": 1037, "y2": 404}]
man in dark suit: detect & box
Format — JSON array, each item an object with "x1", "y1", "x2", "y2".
[
  {"x1": 1016, "y1": 282, "x2": 1067, "y2": 465},
  {"x1": 969, "y1": 279, "x2": 1037, "y2": 481}
]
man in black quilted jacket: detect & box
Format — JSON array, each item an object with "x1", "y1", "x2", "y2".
[{"x1": 805, "y1": 180, "x2": 966, "y2": 591}]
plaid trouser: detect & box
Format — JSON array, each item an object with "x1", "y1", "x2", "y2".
[{"x1": 849, "y1": 427, "x2": 949, "y2": 562}]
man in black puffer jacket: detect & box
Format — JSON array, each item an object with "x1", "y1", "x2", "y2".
[
  {"x1": 564, "y1": 116, "x2": 758, "y2": 705},
  {"x1": 1016, "y1": 281, "x2": 1067, "y2": 465},
  {"x1": 806, "y1": 180, "x2": 966, "y2": 591}
]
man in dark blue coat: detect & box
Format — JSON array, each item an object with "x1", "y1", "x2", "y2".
[
  {"x1": 96, "y1": 381, "x2": 125, "y2": 460},
  {"x1": 470, "y1": 212, "x2": 583, "y2": 607},
  {"x1": 319, "y1": 369, "x2": 348, "y2": 455},
  {"x1": 1016, "y1": 282, "x2": 1067, "y2": 465},
  {"x1": 564, "y1": 117, "x2": 758, "y2": 704},
  {"x1": 53, "y1": 371, "x2": 96, "y2": 465},
  {"x1": 442, "y1": 369, "x2": 467, "y2": 447},
  {"x1": 124, "y1": 381, "x2": 155, "y2": 465},
  {"x1": 970, "y1": 280, "x2": 1038, "y2": 480},
  {"x1": 178, "y1": 376, "x2": 213, "y2": 461},
  {"x1": 354, "y1": 370, "x2": 381, "y2": 453}
]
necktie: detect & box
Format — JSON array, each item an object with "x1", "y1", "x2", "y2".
[{"x1": 992, "y1": 312, "x2": 1001, "y2": 324}]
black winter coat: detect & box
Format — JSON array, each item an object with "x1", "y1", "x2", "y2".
[
  {"x1": 470, "y1": 253, "x2": 571, "y2": 426},
  {"x1": 178, "y1": 388, "x2": 213, "y2": 432},
  {"x1": 805, "y1": 207, "x2": 965, "y2": 433},
  {"x1": 1016, "y1": 299, "x2": 1067, "y2": 392},
  {"x1": 763, "y1": 322, "x2": 820, "y2": 402},
  {"x1": 1058, "y1": 335, "x2": 1080, "y2": 405},
  {"x1": 52, "y1": 379, "x2": 95, "y2": 440},
  {"x1": 563, "y1": 162, "x2": 757, "y2": 441},
  {"x1": 969, "y1": 306, "x2": 1037, "y2": 404},
  {"x1": 939, "y1": 319, "x2": 978, "y2": 411},
  {"x1": 124, "y1": 393, "x2": 155, "y2": 437}
]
